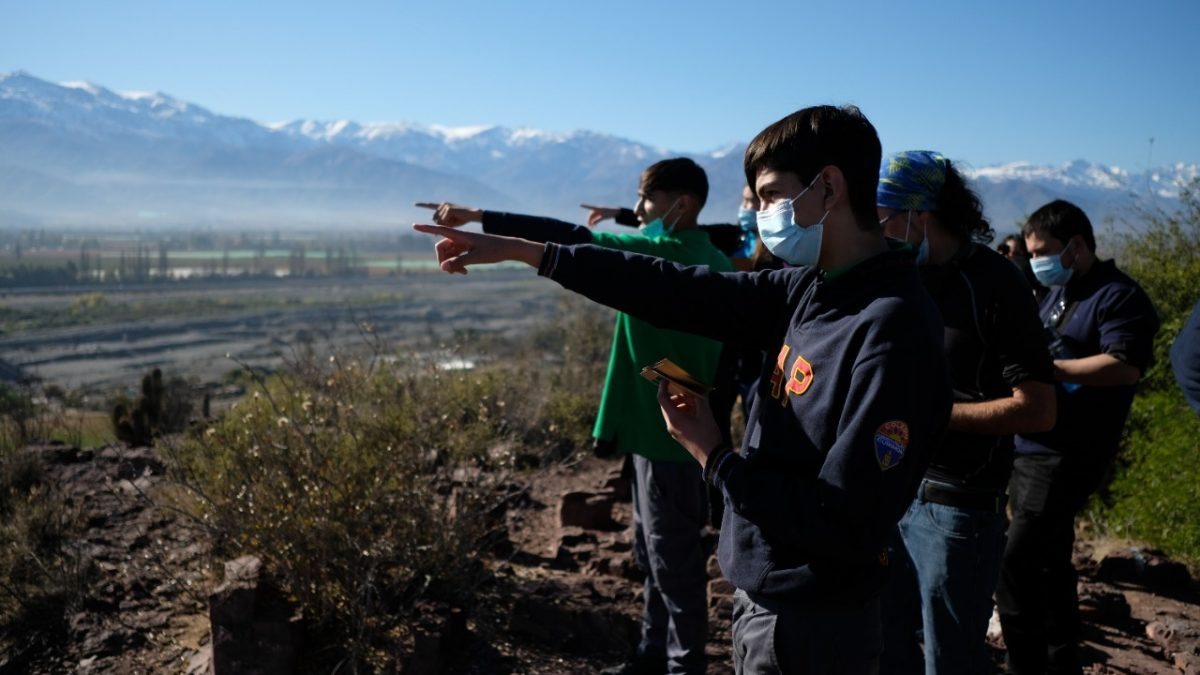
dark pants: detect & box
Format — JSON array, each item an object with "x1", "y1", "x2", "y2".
[
  {"x1": 996, "y1": 453, "x2": 1112, "y2": 675},
  {"x1": 632, "y1": 455, "x2": 708, "y2": 675},
  {"x1": 732, "y1": 589, "x2": 881, "y2": 674}
]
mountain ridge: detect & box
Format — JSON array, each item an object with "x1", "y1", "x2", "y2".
[{"x1": 1, "y1": 71, "x2": 1194, "y2": 231}]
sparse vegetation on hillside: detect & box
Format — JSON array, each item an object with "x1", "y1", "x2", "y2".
[
  {"x1": 163, "y1": 297, "x2": 612, "y2": 672},
  {"x1": 0, "y1": 445, "x2": 87, "y2": 668},
  {"x1": 1093, "y1": 178, "x2": 1200, "y2": 567}
]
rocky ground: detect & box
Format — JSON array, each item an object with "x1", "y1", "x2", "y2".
[{"x1": 5, "y1": 443, "x2": 1200, "y2": 674}]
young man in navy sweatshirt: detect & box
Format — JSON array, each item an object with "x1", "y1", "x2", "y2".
[{"x1": 414, "y1": 105, "x2": 951, "y2": 674}]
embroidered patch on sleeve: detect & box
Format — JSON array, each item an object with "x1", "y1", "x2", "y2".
[{"x1": 874, "y1": 420, "x2": 909, "y2": 471}]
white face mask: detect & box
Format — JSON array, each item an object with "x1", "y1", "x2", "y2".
[{"x1": 755, "y1": 174, "x2": 827, "y2": 266}]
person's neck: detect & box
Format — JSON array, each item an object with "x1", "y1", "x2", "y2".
[
  {"x1": 1072, "y1": 251, "x2": 1095, "y2": 278},
  {"x1": 926, "y1": 228, "x2": 964, "y2": 266},
  {"x1": 818, "y1": 214, "x2": 889, "y2": 271},
  {"x1": 671, "y1": 218, "x2": 699, "y2": 232}
]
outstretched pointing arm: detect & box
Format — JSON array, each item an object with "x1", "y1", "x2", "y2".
[{"x1": 412, "y1": 224, "x2": 543, "y2": 274}]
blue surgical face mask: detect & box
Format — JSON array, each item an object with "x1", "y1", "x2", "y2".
[
  {"x1": 755, "y1": 174, "x2": 827, "y2": 266},
  {"x1": 1030, "y1": 241, "x2": 1076, "y2": 287},
  {"x1": 736, "y1": 207, "x2": 759, "y2": 258},
  {"x1": 641, "y1": 198, "x2": 682, "y2": 239},
  {"x1": 737, "y1": 207, "x2": 757, "y2": 232}
]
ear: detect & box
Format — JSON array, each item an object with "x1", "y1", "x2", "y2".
[
  {"x1": 680, "y1": 194, "x2": 699, "y2": 219},
  {"x1": 1068, "y1": 234, "x2": 1090, "y2": 260},
  {"x1": 818, "y1": 166, "x2": 846, "y2": 211}
]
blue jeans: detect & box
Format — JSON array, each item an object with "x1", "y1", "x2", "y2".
[
  {"x1": 881, "y1": 483, "x2": 1008, "y2": 675},
  {"x1": 631, "y1": 454, "x2": 708, "y2": 675}
]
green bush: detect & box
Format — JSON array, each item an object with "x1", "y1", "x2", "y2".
[
  {"x1": 1097, "y1": 390, "x2": 1200, "y2": 562},
  {"x1": 164, "y1": 297, "x2": 611, "y2": 672},
  {"x1": 1110, "y1": 180, "x2": 1200, "y2": 393},
  {"x1": 1092, "y1": 178, "x2": 1200, "y2": 566}
]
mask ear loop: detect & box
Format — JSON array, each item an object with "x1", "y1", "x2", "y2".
[
  {"x1": 787, "y1": 172, "x2": 825, "y2": 208},
  {"x1": 1061, "y1": 239, "x2": 1076, "y2": 266},
  {"x1": 917, "y1": 212, "x2": 933, "y2": 262},
  {"x1": 663, "y1": 197, "x2": 683, "y2": 232}
]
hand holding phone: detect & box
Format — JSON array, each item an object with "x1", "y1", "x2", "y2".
[{"x1": 640, "y1": 358, "x2": 711, "y2": 399}]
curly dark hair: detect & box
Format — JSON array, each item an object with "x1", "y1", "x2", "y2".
[{"x1": 937, "y1": 162, "x2": 994, "y2": 244}]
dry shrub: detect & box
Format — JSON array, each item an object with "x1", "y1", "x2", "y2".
[
  {"x1": 165, "y1": 297, "x2": 612, "y2": 672},
  {"x1": 0, "y1": 448, "x2": 87, "y2": 667},
  {"x1": 0, "y1": 383, "x2": 50, "y2": 451}
]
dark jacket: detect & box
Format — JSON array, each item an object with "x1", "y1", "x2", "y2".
[
  {"x1": 1016, "y1": 259, "x2": 1159, "y2": 457},
  {"x1": 920, "y1": 243, "x2": 1054, "y2": 492},
  {"x1": 538, "y1": 241, "x2": 951, "y2": 604}
]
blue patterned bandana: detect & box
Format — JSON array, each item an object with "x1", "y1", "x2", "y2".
[{"x1": 877, "y1": 151, "x2": 949, "y2": 211}]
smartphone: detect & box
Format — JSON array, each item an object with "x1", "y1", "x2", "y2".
[{"x1": 640, "y1": 358, "x2": 712, "y2": 398}]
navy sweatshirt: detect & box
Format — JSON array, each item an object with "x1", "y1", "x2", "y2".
[{"x1": 539, "y1": 242, "x2": 951, "y2": 604}]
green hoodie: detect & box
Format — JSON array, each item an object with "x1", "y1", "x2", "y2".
[{"x1": 588, "y1": 229, "x2": 732, "y2": 461}]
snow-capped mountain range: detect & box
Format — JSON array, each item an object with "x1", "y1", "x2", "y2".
[{"x1": 1, "y1": 71, "x2": 1195, "y2": 232}]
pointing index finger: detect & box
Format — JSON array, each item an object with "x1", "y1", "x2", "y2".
[{"x1": 412, "y1": 223, "x2": 466, "y2": 238}]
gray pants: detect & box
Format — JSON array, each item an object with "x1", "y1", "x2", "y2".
[
  {"x1": 732, "y1": 589, "x2": 881, "y2": 675},
  {"x1": 631, "y1": 454, "x2": 708, "y2": 675}
]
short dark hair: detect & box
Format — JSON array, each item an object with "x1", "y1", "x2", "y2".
[
  {"x1": 1003, "y1": 233, "x2": 1026, "y2": 254},
  {"x1": 640, "y1": 157, "x2": 709, "y2": 208},
  {"x1": 1022, "y1": 200, "x2": 1096, "y2": 252},
  {"x1": 936, "y1": 162, "x2": 994, "y2": 244},
  {"x1": 743, "y1": 105, "x2": 882, "y2": 229}
]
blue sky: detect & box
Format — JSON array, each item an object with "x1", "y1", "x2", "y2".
[{"x1": 3, "y1": 0, "x2": 1198, "y2": 170}]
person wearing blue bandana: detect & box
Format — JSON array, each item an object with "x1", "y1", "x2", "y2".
[
  {"x1": 874, "y1": 151, "x2": 1057, "y2": 675},
  {"x1": 414, "y1": 105, "x2": 952, "y2": 675},
  {"x1": 997, "y1": 200, "x2": 1159, "y2": 675}
]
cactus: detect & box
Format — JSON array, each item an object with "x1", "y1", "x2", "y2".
[{"x1": 112, "y1": 368, "x2": 167, "y2": 446}]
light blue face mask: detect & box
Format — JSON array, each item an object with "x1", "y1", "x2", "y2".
[
  {"x1": 737, "y1": 207, "x2": 757, "y2": 232},
  {"x1": 641, "y1": 198, "x2": 682, "y2": 239},
  {"x1": 736, "y1": 208, "x2": 758, "y2": 258},
  {"x1": 1030, "y1": 241, "x2": 1076, "y2": 287},
  {"x1": 755, "y1": 174, "x2": 827, "y2": 266}
]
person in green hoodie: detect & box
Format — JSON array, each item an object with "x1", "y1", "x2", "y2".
[{"x1": 417, "y1": 157, "x2": 732, "y2": 675}]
